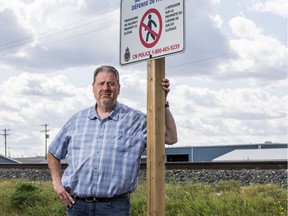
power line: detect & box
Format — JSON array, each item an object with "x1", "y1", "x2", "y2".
[
  {"x1": 1, "y1": 0, "x2": 285, "y2": 54},
  {"x1": 0, "y1": 23, "x2": 118, "y2": 56},
  {"x1": 0, "y1": 7, "x2": 119, "y2": 53},
  {"x1": 168, "y1": 52, "x2": 236, "y2": 69},
  {"x1": 1, "y1": 129, "x2": 11, "y2": 157},
  {"x1": 167, "y1": 37, "x2": 287, "y2": 69},
  {"x1": 0, "y1": 1, "x2": 286, "y2": 66},
  {"x1": 0, "y1": 24, "x2": 118, "y2": 56}
]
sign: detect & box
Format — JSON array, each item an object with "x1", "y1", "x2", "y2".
[{"x1": 120, "y1": 0, "x2": 185, "y2": 65}]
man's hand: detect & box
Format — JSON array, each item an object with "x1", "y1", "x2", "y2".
[
  {"x1": 161, "y1": 78, "x2": 170, "y2": 99},
  {"x1": 48, "y1": 152, "x2": 75, "y2": 207},
  {"x1": 53, "y1": 181, "x2": 75, "y2": 206}
]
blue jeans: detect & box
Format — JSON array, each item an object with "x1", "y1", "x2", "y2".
[{"x1": 67, "y1": 196, "x2": 130, "y2": 216}]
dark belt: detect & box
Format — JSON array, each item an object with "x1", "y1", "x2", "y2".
[{"x1": 76, "y1": 193, "x2": 128, "y2": 203}]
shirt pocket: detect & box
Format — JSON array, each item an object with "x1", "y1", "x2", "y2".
[{"x1": 111, "y1": 130, "x2": 135, "y2": 153}]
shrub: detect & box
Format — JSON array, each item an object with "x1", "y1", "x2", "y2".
[{"x1": 10, "y1": 183, "x2": 41, "y2": 209}]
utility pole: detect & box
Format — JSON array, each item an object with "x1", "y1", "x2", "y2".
[
  {"x1": 41, "y1": 124, "x2": 49, "y2": 160},
  {"x1": 1, "y1": 129, "x2": 11, "y2": 157}
]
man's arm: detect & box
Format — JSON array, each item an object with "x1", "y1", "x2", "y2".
[
  {"x1": 164, "y1": 105, "x2": 178, "y2": 144},
  {"x1": 162, "y1": 78, "x2": 178, "y2": 144},
  {"x1": 48, "y1": 152, "x2": 74, "y2": 206}
]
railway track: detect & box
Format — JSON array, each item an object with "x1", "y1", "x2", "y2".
[{"x1": 0, "y1": 161, "x2": 286, "y2": 170}]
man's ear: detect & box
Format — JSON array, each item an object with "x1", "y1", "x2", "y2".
[{"x1": 118, "y1": 84, "x2": 121, "y2": 95}]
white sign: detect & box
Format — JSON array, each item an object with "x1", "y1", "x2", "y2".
[{"x1": 120, "y1": 0, "x2": 185, "y2": 65}]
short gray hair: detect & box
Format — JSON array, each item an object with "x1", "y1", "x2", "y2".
[{"x1": 93, "y1": 65, "x2": 120, "y2": 84}]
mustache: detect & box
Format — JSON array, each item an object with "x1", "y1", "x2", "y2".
[{"x1": 100, "y1": 90, "x2": 111, "y2": 94}]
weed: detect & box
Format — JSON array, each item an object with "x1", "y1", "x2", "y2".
[{"x1": 10, "y1": 182, "x2": 40, "y2": 209}]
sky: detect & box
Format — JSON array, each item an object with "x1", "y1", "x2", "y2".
[{"x1": 0, "y1": 0, "x2": 287, "y2": 158}]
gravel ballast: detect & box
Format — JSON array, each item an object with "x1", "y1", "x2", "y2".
[{"x1": 0, "y1": 168, "x2": 287, "y2": 187}]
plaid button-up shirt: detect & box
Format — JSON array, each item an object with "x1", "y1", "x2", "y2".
[{"x1": 48, "y1": 102, "x2": 146, "y2": 198}]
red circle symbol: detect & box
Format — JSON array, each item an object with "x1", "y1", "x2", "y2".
[{"x1": 139, "y1": 8, "x2": 162, "y2": 48}]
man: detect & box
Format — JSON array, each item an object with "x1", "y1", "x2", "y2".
[{"x1": 48, "y1": 65, "x2": 177, "y2": 215}]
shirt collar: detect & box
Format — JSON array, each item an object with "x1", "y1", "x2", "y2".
[{"x1": 88, "y1": 102, "x2": 120, "y2": 121}]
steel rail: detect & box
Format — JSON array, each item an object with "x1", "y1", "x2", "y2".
[
  {"x1": 0, "y1": 161, "x2": 286, "y2": 170},
  {"x1": 161, "y1": 161, "x2": 287, "y2": 170}
]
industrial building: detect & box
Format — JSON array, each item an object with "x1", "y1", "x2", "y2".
[
  {"x1": 143, "y1": 142, "x2": 288, "y2": 162},
  {"x1": 0, "y1": 142, "x2": 287, "y2": 164},
  {"x1": 0, "y1": 154, "x2": 20, "y2": 164}
]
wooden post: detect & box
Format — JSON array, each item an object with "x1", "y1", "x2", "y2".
[{"x1": 146, "y1": 58, "x2": 165, "y2": 216}]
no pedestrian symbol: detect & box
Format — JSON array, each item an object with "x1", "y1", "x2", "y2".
[{"x1": 139, "y1": 8, "x2": 162, "y2": 48}]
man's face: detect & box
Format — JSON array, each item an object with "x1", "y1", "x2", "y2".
[{"x1": 92, "y1": 71, "x2": 120, "y2": 110}]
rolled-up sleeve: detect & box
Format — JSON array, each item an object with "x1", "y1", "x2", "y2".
[{"x1": 48, "y1": 118, "x2": 72, "y2": 160}]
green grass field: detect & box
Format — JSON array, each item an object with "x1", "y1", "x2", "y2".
[{"x1": 0, "y1": 178, "x2": 286, "y2": 216}]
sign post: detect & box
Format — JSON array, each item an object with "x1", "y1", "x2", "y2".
[
  {"x1": 146, "y1": 57, "x2": 165, "y2": 215},
  {"x1": 120, "y1": 1, "x2": 185, "y2": 215}
]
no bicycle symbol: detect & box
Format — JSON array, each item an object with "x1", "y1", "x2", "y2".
[{"x1": 139, "y1": 8, "x2": 162, "y2": 48}]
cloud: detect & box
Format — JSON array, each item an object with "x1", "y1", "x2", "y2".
[
  {"x1": 0, "y1": 8, "x2": 31, "y2": 48},
  {"x1": 0, "y1": 0, "x2": 120, "y2": 71},
  {"x1": 247, "y1": 0, "x2": 288, "y2": 18},
  {"x1": 0, "y1": 0, "x2": 286, "y2": 157},
  {"x1": 0, "y1": 72, "x2": 93, "y2": 157},
  {"x1": 171, "y1": 82, "x2": 287, "y2": 145},
  {"x1": 229, "y1": 16, "x2": 262, "y2": 38},
  {"x1": 213, "y1": 16, "x2": 287, "y2": 82},
  {"x1": 0, "y1": 68, "x2": 146, "y2": 157},
  {"x1": 160, "y1": 0, "x2": 234, "y2": 77}
]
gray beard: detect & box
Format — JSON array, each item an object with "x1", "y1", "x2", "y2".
[{"x1": 97, "y1": 99, "x2": 116, "y2": 111}]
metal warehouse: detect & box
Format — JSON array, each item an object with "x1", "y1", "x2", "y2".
[{"x1": 142, "y1": 142, "x2": 288, "y2": 162}]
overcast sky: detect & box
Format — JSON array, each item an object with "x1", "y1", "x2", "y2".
[{"x1": 0, "y1": 0, "x2": 287, "y2": 158}]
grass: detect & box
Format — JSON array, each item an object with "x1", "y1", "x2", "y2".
[
  {"x1": 0, "y1": 178, "x2": 286, "y2": 216},
  {"x1": 0, "y1": 179, "x2": 64, "y2": 216}
]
